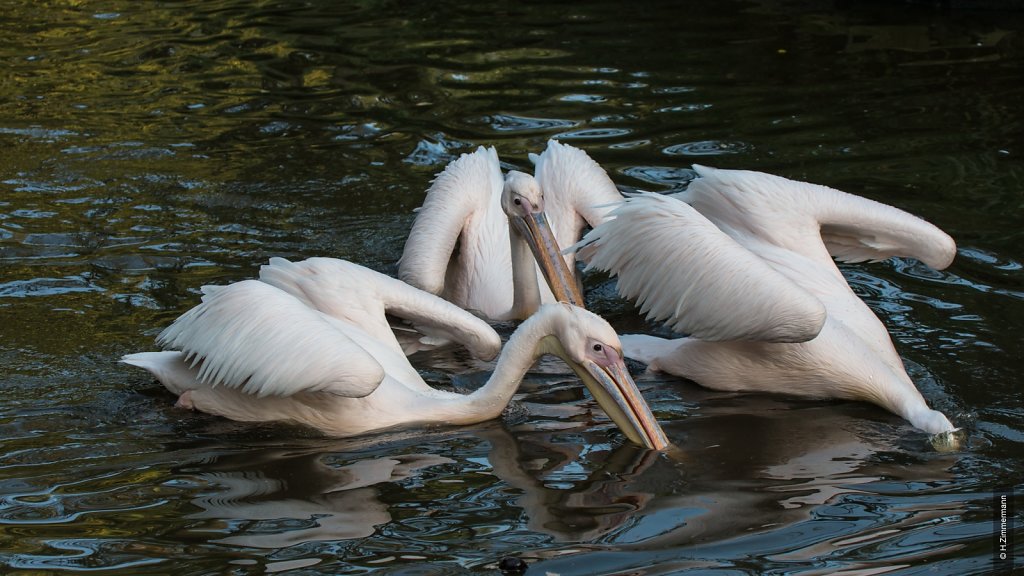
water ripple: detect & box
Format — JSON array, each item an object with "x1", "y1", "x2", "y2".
[
  {"x1": 622, "y1": 166, "x2": 697, "y2": 189},
  {"x1": 0, "y1": 127, "x2": 80, "y2": 142},
  {"x1": 554, "y1": 127, "x2": 632, "y2": 140},
  {"x1": 3, "y1": 538, "x2": 167, "y2": 572},
  {"x1": 0, "y1": 276, "x2": 104, "y2": 298},
  {"x1": 662, "y1": 140, "x2": 752, "y2": 156},
  {"x1": 482, "y1": 114, "x2": 577, "y2": 133},
  {"x1": 403, "y1": 134, "x2": 469, "y2": 167}
]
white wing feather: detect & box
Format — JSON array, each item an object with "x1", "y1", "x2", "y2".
[
  {"x1": 574, "y1": 193, "x2": 826, "y2": 343},
  {"x1": 531, "y1": 139, "x2": 622, "y2": 248},
  {"x1": 260, "y1": 257, "x2": 501, "y2": 361},
  {"x1": 686, "y1": 165, "x2": 957, "y2": 269},
  {"x1": 398, "y1": 146, "x2": 504, "y2": 295},
  {"x1": 258, "y1": 257, "x2": 396, "y2": 348},
  {"x1": 157, "y1": 280, "x2": 385, "y2": 398}
]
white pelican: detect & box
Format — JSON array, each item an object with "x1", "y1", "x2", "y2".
[
  {"x1": 398, "y1": 139, "x2": 622, "y2": 320},
  {"x1": 573, "y1": 165, "x2": 958, "y2": 437},
  {"x1": 122, "y1": 257, "x2": 668, "y2": 449}
]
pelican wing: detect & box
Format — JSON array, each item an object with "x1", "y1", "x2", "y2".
[
  {"x1": 157, "y1": 280, "x2": 385, "y2": 398},
  {"x1": 260, "y1": 257, "x2": 502, "y2": 361},
  {"x1": 688, "y1": 165, "x2": 957, "y2": 270},
  {"x1": 574, "y1": 193, "x2": 826, "y2": 342},
  {"x1": 379, "y1": 271, "x2": 503, "y2": 361},
  {"x1": 398, "y1": 146, "x2": 505, "y2": 295},
  {"x1": 259, "y1": 257, "x2": 398, "y2": 347},
  {"x1": 530, "y1": 139, "x2": 623, "y2": 244}
]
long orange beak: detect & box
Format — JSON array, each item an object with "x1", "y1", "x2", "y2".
[
  {"x1": 510, "y1": 211, "x2": 586, "y2": 307},
  {"x1": 579, "y1": 349, "x2": 669, "y2": 450}
]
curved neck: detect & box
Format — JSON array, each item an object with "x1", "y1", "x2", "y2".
[
  {"x1": 509, "y1": 221, "x2": 542, "y2": 320},
  {"x1": 447, "y1": 309, "x2": 557, "y2": 424}
]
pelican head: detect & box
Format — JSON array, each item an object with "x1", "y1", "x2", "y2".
[
  {"x1": 536, "y1": 304, "x2": 669, "y2": 450},
  {"x1": 502, "y1": 171, "x2": 585, "y2": 308}
]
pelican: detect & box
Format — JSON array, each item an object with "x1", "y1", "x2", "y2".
[
  {"x1": 122, "y1": 257, "x2": 668, "y2": 449},
  {"x1": 398, "y1": 139, "x2": 622, "y2": 320},
  {"x1": 573, "y1": 165, "x2": 958, "y2": 437}
]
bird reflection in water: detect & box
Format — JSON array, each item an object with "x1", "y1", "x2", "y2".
[
  {"x1": 478, "y1": 427, "x2": 662, "y2": 542},
  {"x1": 182, "y1": 444, "x2": 454, "y2": 547},
  {"x1": 175, "y1": 422, "x2": 664, "y2": 550},
  {"x1": 173, "y1": 384, "x2": 961, "y2": 559},
  {"x1": 532, "y1": 388, "x2": 962, "y2": 556}
]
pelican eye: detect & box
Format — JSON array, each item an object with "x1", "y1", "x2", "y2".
[
  {"x1": 592, "y1": 343, "x2": 603, "y2": 352},
  {"x1": 513, "y1": 198, "x2": 522, "y2": 206}
]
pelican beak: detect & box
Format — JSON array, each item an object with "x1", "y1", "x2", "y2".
[
  {"x1": 575, "y1": 350, "x2": 669, "y2": 451},
  {"x1": 510, "y1": 212, "x2": 586, "y2": 308}
]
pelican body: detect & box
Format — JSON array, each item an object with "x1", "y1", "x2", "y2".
[
  {"x1": 398, "y1": 140, "x2": 622, "y2": 320},
  {"x1": 575, "y1": 165, "x2": 957, "y2": 435},
  {"x1": 123, "y1": 258, "x2": 667, "y2": 449}
]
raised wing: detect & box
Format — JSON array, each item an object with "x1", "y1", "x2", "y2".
[
  {"x1": 157, "y1": 279, "x2": 385, "y2": 398},
  {"x1": 572, "y1": 193, "x2": 826, "y2": 343},
  {"x1": 398, "y1": 146, "x2": 505, "y2": 296},
  {"x1": 259, "y1": 257, "x2": 400, "y2": 348},
  {"x1": 259, "y1": 257, "x2": 502, "y2": 361},
  {"x1": 686, "y1": 165, "x2": 957, "y2": 269},
  {"x1": 530, "y1": 139, "x2": 623, "y2": 250}
]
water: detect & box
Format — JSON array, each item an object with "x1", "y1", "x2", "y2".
[{"x1": 1, "y1": 0, "x2": 1022, "y2": 573}]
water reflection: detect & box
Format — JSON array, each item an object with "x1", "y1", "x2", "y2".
[
  {"x1": 176, "y1": 428, "x2": 662, "y2": 550},
  {"x1": 524, "y1": 393, "x2": 974, "y2": 574},
  {"x1": 170, "y1": 386, "x2": 969, "y2": 567},
  {"x1": 479, "y1": 428, "x2": 660, "y2": 542},
  {"x1": 648, "y1": 398, "x2": 956, "y2": 540},
  {"x1": 184, "y1": 447, "x2": 454, "y2": 547}
]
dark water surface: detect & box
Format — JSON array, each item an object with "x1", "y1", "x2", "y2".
[{"x1": 2, "y1": 1, "x2": 1023, "y2": 574}]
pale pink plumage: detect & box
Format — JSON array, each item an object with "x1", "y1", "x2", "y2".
[
  {"x1": 123, "y1": 258, "x2": 667, "y2": 447},
  {"x1": 575, "y1": 166, "x2": 957, "y2": 435},
  {"x1": 398, "y1": 140, "x2": 622, "y2": 320}
]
